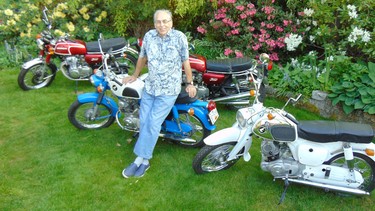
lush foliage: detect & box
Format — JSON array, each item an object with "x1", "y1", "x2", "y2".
[{"x1": 328, "y1": 61, "x2": 375, "y2": 114}]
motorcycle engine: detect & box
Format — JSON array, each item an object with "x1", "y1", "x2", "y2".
[
  {"x1": 260, "y1": 140, "x2": 301, "y2": 178},
  {"x1": 118, "y1": 98, "x2": 140, "y2": 131},
  {"x1": 63, "y1": 56, "x2": 92, "y2": 79}
]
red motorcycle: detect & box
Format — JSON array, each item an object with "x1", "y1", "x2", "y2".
[
  {"x1": 17, "y1": 7, "x2": 138, "y2": 91},
  {"x1": 187, "y1": 53, "x2": 272, "y2": 107}
]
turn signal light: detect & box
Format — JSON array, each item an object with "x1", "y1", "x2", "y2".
[
  {"x1": 97, "y1": 84, "x2": 104, "y2": 93},
  {"x1": 188, "y1": 108, "x2": 195, "y2": 116},
  {"x1": 267, "y1": 61, "x2": 273, "y2": 70},
  {"x1": 36, "y1": 34, "x2": 42, "y2": 39},
  {"x1": 250, "y1": 90, "x2": 255, "y2": 96},
  {"x1": 267, "y1": 113, "x2": 275, "y2": 120},
  {"x1": 48, "y1": 47, "x2": 55, "y2": 55},
  {"x1": 365, "y1": 149, "x2": 374, "y2": 156}
]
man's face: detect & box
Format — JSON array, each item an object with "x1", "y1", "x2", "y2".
[{"x1": 154, "y1": 11, "x2": 172, "y2": 37}]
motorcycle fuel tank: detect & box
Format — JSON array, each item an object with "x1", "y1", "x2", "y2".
[
  {"x1": 189, "y1": 54, "x2": 206, "y2": 73},
  {"x1": 55, "y1": 39, "x2": 87, "y2": 55}
]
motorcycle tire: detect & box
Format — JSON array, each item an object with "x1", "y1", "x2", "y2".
[
  {"x1": 192, "y1": 142, "x2": 242, "y2": 174},
  {"x1": 114, "y1": 54, "x2": 137, "y2": 75},
  {"x1": 167, "y1": 110, "x2": 211, "y2": 148},
  {"x1": 325, "y1": 152, "x2": 375, "y2": 192},
  {"x1": 17, "y1": 63, "x2": 57, "y2": 90},
  {"x1": 68, "y1": 100, "x2": 115, "y2": 130}
]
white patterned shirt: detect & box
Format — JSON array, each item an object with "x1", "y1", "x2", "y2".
[{"x1": 139, "y1": 29, "x2": 189, "y2": 96}]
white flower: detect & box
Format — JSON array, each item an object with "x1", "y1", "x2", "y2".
[
  {"x1": 312, "y1": 21, "x2": 317, "y2": 26},
  {"x1": 362, "y1": 30, "x2": 371, "y2": 42},
  {"x1": 304, "y1": 8, "x2": 314, "y2": 17},
  {"x1": 309, "y1": 35, "x2": 315, "y2": 42},
  {"x1": 284, "y1": 33, "x2": 303, "y2": 51},
  {"x1": 347, "y1": 5, "x2": 358, "y2": 19},
  {"x1": 308, "y1": 51, "x2": 317, "y2": 56},
  {"x1": 348, "y1": 11, "x2": 358, "y2": 19},
  {"x1": 291, "y1": 58, "x2": 298, "y2": 67},
  {"x1": 347, "y1": 5, "x2": 356, "y2": 11}
]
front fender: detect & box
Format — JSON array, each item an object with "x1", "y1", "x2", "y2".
[
  {"x1": 204, "y1": 127, "x2": 241, "y2": 145},
  {"x1": 175, "y1": 103, "x2": 216, "y2": 131},
  {"x1": 77, "y1": 92, "x2": 118, "y2": 116},
  {"x1": 22, "y1": 58, "x2": 44, "y2": 70}
]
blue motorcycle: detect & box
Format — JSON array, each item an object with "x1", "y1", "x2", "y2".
[{"x1": 67, "y1": 45, "x2": 219, "y2": 147}]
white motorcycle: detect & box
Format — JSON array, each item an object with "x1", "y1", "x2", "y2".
[{"x1": 192, "y1": 53, "x2": 375, "y2": 203}]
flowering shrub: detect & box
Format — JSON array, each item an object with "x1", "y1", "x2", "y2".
[
  {"x1": 0, "y1": 0, "x2": 111, "y2": 48},
  {"x1": 196, "y1": 0, "x2": 300, "y2": 61}
]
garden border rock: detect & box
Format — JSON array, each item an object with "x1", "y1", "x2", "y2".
[{"x1": 266, "y1": 87, "x2": 375, "y2": 128}]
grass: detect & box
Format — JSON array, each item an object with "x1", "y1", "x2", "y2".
[{"x1": 1, "y1": 66, "x2": 374, "y2": 211}]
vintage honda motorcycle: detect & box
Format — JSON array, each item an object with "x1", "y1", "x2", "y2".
[
  {"x1": 187, "y1": 52, "x2": 272, "y2": 107},
  {"x1": 192, "y1": 53, "x2": 375, "y2": 202},
  {"x1": 67, "y1": 40, "x2": 219, "y2": 147},
  {"x1": 18, "y1": 7, "x2": 137, "y2": 91},
  {"x1": 132, "y1": 39, "x2": 270, "y2": 107}
]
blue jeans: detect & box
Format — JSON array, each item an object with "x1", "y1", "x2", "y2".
[{"x1": 133, "y1": 91, "x2": 178, "y2": 159}]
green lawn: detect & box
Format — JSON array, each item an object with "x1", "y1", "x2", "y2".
[{"x1": 1, "y1": 67, "x2": 374, "y2": 210}]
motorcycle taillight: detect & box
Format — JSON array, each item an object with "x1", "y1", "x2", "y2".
[{"x1": 207, "y1": 100, "x2": 216, "y2": 111}]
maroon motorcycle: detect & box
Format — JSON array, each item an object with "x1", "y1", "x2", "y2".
[
  {"x1": 17, "y1": 7, "x2": 138, "y2": 91},
  {"x1": 187, "y1": 53, "x2": 272, "y2": 107}
]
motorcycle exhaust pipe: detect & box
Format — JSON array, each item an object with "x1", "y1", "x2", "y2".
[
  {"x1": 285, "y1": 178, "x2": 370, "y2": 195},
  {"x1": 159, "y1": 133, "x2": 196, "y2": 143},
  {"x1": 213, "y1": 92, "x2": 250, "y2": 105}
]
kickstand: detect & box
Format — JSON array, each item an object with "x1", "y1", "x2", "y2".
[
  {"x1": 278, "y1": 178, "x2": 290, "y2": 205},
  {"x1": 132, "y1": 132, "x2": 139, "y2": 140},
  {"x1": 75, "y1": 81, "x2": 78, "y2": 94}
]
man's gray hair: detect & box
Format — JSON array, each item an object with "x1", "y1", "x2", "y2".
[{"x1": 153, "y1": 9, "x2": 172, "y2": 22}]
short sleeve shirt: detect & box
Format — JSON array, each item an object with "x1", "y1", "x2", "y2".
[{"x1": 139, "y1": 29, "x2": 189, "y2": 96}]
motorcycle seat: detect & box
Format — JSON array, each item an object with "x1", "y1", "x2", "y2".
[
  {"x1": 206, "y1": 57, "x2": 253, "y2": 73},
  {"x1": 86, "y1": 38, "x2": 126, "y2": 54},
  {"x1": 297, "y1": 120, "x2": 374, "y2": 143},
  {"x1": 175, "y1": 90, "x2": 197, "y2": 104}
]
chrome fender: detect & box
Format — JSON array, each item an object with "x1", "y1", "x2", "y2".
[
  {"x1": 204, "y1": 127, "x2": 241, "y2": 145},
  {"x1": 22, "y1": 58, "x2": 44, "y2": 69}
]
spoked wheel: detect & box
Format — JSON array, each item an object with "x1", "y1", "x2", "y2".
[
  {"x1": 68, "y1": 100, "x2": 115, "y2": 129},
  {"x1": 169, "y1": 110, "x2": 211, "y2": 148},
  {"x1": 18, "y1": 63, "x2": 57, "y2": 90},
  {"x1": 193, "y1": 142, "x2": 241, "y2": 174},
  {"x1": 114, "y1": 54, "x2": 137, "y2": 75},
  {"x1": 326, "y1": 152, "x2": 375, "y2": 192}
]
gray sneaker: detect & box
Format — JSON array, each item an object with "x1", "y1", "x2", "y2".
[
  {"x1": 134, "y1": 164, "x2": 150, "y2": 178},
  {"x1": 122, "y1": 163, "x2": 139, "y2": 178}
]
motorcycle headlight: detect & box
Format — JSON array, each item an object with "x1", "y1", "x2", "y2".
[{"x1": 236, "y1": 110, "x2": 247, "y2": 128}]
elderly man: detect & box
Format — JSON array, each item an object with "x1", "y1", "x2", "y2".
[{"x1": 121, "y1": 9, "x2": 196, "y2": 178}]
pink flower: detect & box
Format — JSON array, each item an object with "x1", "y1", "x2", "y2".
[
  {"x1": 270, "y1": 52, "x2": 279, "y2": 61},
  {"x1": 261, "y1": 22, "x2": 266, "y2": 27},
  {"x1": 252, "y1": 44, "x2": 261, "y2": 51},
  {"x1": 236, "y1": 5, "x2": 245, "y2": 11},
  {"x1": 247, "y1": 3, "x2": 255, "y2": 9},
  {"x1": 266, "y1": 23, "x2": 275, "y2": 29},
  {"x1": 248, "y1": 20, "x2": 254, "y2": 24},
  {"x1": 224, "y1": 48, "x2": 233, "y2": 56},
  {"x1": 265, "y1": 39, "x2": 276, "y2": 48},
  {"x1": 225, "y1": 0, "x2": 236, "y2": 3},
  {"x1": 235, "y1": 51, "x2": 243, "y2": 58},
  {"x1": 246, "y1": 9, "x2": 257, "y2": 17},
  {"x1": 283, "y1": 20, "x2": 290, "y2": 26},
  {"x1": 275, "y1": 26, "x2": 284, "y2": 32},
  {"x1": 197, "y1": 26, "x2": 207, "y2": 34},
  {"x1": 240, "y1": 13, "x2": 247, "y2": 19},
  {"x1": 262, "y1": 6, "x2": 275, "y2": 15},
  {"x1": 231, "y1": 29, "x2": 239, "y2": 35},
  {"x1": 298, "y1": 12, "x2": 304, "y2": 16},
  {"x1": 248, "y1": 26, "x2": 255, "y2": 32}
]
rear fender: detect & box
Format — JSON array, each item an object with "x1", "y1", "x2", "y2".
[
  {"x1": 174, "y1": 103, "x2": 216, "y2": 131},
  {"x1": 77, "y1": 92, "x2": 118, "y2": 116}
]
